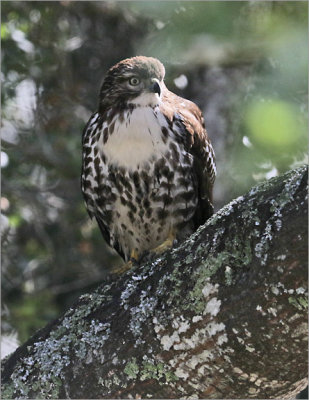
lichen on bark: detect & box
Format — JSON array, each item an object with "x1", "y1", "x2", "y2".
[{"x1": 2, "y1": 166, "x2": 308, "y2": 399}]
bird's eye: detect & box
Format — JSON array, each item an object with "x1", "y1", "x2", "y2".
[{"x1": 129, "y1": 77, "x2": 140, "y2": 86}]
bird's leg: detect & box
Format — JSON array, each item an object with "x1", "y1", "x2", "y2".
[
  {"x1": 111, "y1": 249, "x2": 139, "y2": 275},
  {"x1": 150, "y1": 229, "x2": 176, "y2": 256}
]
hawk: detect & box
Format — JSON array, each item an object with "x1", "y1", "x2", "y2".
[{"x1": 81, "y1": 56, "x2": 216, "y2": 264}]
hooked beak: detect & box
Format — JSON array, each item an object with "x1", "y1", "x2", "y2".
[{"x1": 149, "y1": 79, "x2": 161, "y2": 97}]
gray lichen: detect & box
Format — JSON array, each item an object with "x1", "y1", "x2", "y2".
[
  {"x1": 124, "y1": 357, "x2": 178, "y2": 384},
  {"x1": 2, "y1": 291, "x2": 113, "y2": 399},
  {"x1": 2, "y1": 166, "x2": 307, "y2": 399}
]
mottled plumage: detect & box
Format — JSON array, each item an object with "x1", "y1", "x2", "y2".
[{"x1": 81, "y1": 56, "x2": 216, "y2": 261}]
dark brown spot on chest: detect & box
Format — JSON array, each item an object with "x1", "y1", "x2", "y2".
[{"x1": 103, "y1": 127, "x2": 109, "y2": 144}]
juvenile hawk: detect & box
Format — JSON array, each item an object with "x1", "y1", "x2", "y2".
[{"x1": 81, "y1": 56, "x2": 216, "y2": 262}]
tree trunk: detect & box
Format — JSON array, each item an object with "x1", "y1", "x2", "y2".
[{"x1": 2, "y1": 166, "x2": 308, "y2": 399}]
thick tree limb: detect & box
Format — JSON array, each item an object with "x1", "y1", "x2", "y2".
[{"x1": 2, "y1": 166, "x2": 308, "y2": 399}]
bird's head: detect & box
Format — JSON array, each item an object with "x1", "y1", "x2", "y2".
[{"x1": 99, "y1": 56, "x2": 166, "y2": 110}]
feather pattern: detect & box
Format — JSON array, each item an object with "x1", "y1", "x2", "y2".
[{"x1": 81, "y1": 56, "x2": 216, "y2": 261}]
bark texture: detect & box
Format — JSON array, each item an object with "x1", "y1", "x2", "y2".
[{"x1": 2, "y1": 166, "x2": 308, "y2": 399}]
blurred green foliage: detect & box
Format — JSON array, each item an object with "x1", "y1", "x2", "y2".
[
  {"x1": 8, "y1": 291, "x2": 58, "y2": 343},
  {"x1": 1, "y1": 1, "x2": 307, "y2": 346},
  {"x1": 245, "y1": 99, "x2": 306, "y2": 157}
]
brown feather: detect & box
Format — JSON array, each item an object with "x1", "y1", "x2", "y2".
[
  {"x1": 161, "y1": 89, "x2": 215, "y2": 226},
  {"x1": 82, "y1": 56, "x2": 216, "y2": 261}
]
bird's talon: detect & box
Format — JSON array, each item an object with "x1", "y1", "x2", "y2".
[
  {"x1": 111, "y1": 248, "x2": 140, "y2": 275},
  {"x1": 151, "y1": 230, "x2": 176, "y2": 256},
  {"x1": 111, "y1": 260, "x2": 134, "y2": 275}
]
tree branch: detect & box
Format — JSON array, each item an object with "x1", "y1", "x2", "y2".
[{"x1": 2, "y1": 166, "x2": 308, "y2": 399}]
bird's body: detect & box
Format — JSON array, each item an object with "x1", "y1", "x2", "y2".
[{"x1": 82, "y1": 56, "x2": 216, "y2": 262}]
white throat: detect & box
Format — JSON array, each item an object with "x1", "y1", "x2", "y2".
[
  {"x1": 101, "y1": 105, "x2": 168, "y2": 169},
  {"x1": 129, "y1": 92, "x2": 161, "y2": 108}
]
